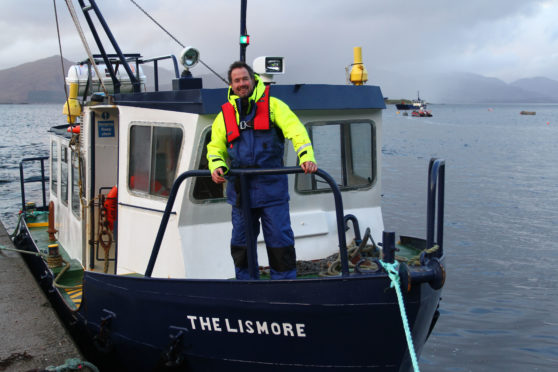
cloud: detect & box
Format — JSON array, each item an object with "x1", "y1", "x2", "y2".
[{"x1": 1, "y1": 0, "x2": 557, "y2": 84}]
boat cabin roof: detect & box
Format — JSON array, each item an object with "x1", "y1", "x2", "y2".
[{"x1": 113, "y1": 84, "x2": 386, "y2": 113}]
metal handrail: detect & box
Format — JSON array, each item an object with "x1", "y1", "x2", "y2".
[
  {"x1": 426, "y1": 158, "x2": 445, "y2": 256},
  {"x1": 141, "y1": 55, "x2": 180, "y2": 91},
  {"x1": 344, "y1": 214, "x2": 362, "y2": 243},
  {"x1": 19, "y1": 156, "x2": 49, "y2": 212},
  {"x1": 144, "y1": 167, "x2": 350, "y2": 278}
]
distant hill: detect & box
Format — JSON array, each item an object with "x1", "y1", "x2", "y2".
[
  {"x1": 510, "y1": 77, "x2": 558, "y2": 101},
  {"x1": 1, "y1": 55, "x2": 557, "y2": 104},
  {"x1": 0, "y1": 55, "x2": 73, "y2": 104},
  {"x1": 433, "y1": 72, "x2": 557, "y2": 103},
  {"x1": 374, "y1": 70, "x2": 558, "y2": 104},
  {"x1": 0, "y1": 55, "x2": 227, "y2": 103}
]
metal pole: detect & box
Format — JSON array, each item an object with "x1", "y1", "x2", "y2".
[
  {"x1": 154, "y1": 60, "x2": 159, "y2": 91},
  {"x1": 89, "y1": 112, "x2": 96, "y2": 269},
  {"x1": 240, "y1": 0, "x2": 247, "y2": 62},
  {"x1": 426, "y1": 158, "x2": 445, "y2": 256},
  {"x1": 426, "y1": 159, "x2": 435, "y2": 250},
  {"x1": 436, "y1": 161, "x2": 445, "y2": 254},
  {"x1": 77, "y1": 0, "x2": 121, "y2": 93},
  {"x1": 40, "y1": 159, "x2": 47, "y2": 209},
  {"x1": 87, "y1": 0, "x2": 140, "y2": 92},
  {"x1": 382, "y1": 231, "x2": 396, "y2": 263},
  {"x1": 78, "y1": 0, "x2": 141, "y2": 93},
  {"x1": 19, "y1": 162, "x2": 26, "y2": 212}
]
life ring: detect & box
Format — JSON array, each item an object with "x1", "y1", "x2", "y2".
[{"x1": 104, "y1": 186, "x2": 117, "y2": 231}]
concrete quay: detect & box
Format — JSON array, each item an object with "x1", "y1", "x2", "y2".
[{"x1": 0, "y1": 221, "x2": 83, "y2": 371}]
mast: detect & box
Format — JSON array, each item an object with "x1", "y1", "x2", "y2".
[
  {"x1": 77, "y1": 0, "x2": 141, "y2": 93},
  {"x1": 240, "y1": 0, "x2": 248, "y2": 62}
]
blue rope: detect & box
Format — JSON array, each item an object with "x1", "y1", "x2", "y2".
[
  {"x1": 46, "y1": 357, "x2": 99, "y2": 372},
  {"x1": 379, "y1": 260, "x2": 420, "y2": 372}
]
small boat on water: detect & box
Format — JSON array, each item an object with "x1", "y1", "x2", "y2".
[
  {"x1": 8, "y1": 1, "x2": 446, "y2": 371},
  {"x1": 520, "y1": 111, "x2": 536, "y2": 115},
  {"x1": 412, "y1": 109, "x2": 433, "y2": 117}
]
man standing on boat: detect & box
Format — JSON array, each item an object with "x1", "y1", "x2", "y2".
[{"x1": 207, "y1": 61, "x2": 317, "y2": 280}]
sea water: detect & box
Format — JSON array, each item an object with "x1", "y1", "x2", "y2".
[
  {"x1": 0, "y1": 103, "x2": 557, "y2": 371},
  {"x1": 383, "y1": 104, "x2": 558, "y2": 371},
  {"x1": 0, "y1": 104, "x2": 57, "y2": 226}
]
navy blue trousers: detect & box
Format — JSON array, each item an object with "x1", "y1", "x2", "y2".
[{"x1": 230, "y1": 202, "x2": 296, "y2": 279}]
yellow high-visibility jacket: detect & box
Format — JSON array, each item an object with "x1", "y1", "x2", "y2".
[{"x1": 207, "y1": 75, "x2": 316, "y2": 175}]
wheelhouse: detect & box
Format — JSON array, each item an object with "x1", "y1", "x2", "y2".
[{"x1": 46, "y1": 79, "x2": 386, "y2": 279}]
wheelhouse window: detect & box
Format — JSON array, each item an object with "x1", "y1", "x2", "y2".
[
  {"x1": 51, "y1": 141, "x2": 58, "y2": 196},
  {"x1": 296, "y1": 121, "x2": 375, "y2": 192},
  {"x1": 193, "y1": 130, "x2": 225, "y2": 201},
  {"x1": 61, "y1": 146, "x2": 68, "y2": 204},
  {"x1": 71, "y1": 151, "x2": 82, "y2": 218},
  {"x1": 128, "y1": 124, "x2": 183, "y2": 198}
]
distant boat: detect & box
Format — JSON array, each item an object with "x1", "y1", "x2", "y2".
[
  {"x1": 412, "y1": 108, "x2": 433, "y2": 117},
  {"x1": 520, "y1": 111, "x2": 536, "y2": 115},
  {"x1": 395, "y1": 102, "x2": 414, "y2": 110},
  {"x1": 396, "y1": 91, "x2": 427, "y2": 110}
]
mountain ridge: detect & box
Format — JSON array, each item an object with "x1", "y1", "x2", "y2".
[{"x1": 1, "y1": 56, "x2": 557, "y2": 104}]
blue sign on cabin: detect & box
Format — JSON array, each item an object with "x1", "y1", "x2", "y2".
[{"x1": 98, "y1": 120, "x2": 115, "y2": 137}]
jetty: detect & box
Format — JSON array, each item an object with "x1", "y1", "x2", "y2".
[{"x1": 0, "y1": 221, "x2": 83, "y2": 371}]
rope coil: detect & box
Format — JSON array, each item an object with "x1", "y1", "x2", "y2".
[{"x1": 47, "y1": 254, "x2": 63, "y2": 268}]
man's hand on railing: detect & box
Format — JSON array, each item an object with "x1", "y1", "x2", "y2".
[
  {"x1": 211, "y1": 167, "x2": 227, "y2": 184},
  {"x1": 300, "y1": 161, "x2": 318, "y2": 174}
]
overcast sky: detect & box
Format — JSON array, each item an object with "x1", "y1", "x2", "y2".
[{"x1": 2, "y1": 0, "x2": 558, "y2": 86}]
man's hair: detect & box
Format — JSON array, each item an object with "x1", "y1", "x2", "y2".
[{"x1": 227, "y1": 61, "x2": 255, "y2": 84}]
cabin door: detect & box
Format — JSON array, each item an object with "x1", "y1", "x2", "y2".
[{"x1": 88, "y1": 108, "x2": 119, "y2": 273}]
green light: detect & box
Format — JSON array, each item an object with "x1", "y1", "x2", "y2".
[{"x1": 240, "y1": 35, "x2": 250, "y2": 45}]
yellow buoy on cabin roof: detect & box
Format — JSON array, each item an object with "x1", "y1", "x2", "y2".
[
  {"x1": 349, "y1": 47, "x2": 368, "y2": 86},
  {"x1": 62, "y1": 82, "x2": 82, "y2": 124}
]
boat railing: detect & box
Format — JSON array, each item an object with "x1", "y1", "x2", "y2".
[
  {"x1": 343, "y1": 214, "x2": 362, "y2": 243},
  {"x1": 145, "y1": 167, "x2": 350, "y2": 279},
  {"x1": 426, "y1": 158, "x2": 445, "y2": 257},
  {"x1": 19, "y1": 156, "x2": 49, "y2": 213},
  {"x1": 139, "y1": 55, "x2": 180, "y2": 91}
]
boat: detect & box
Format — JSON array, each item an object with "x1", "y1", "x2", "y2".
[
  {"x1": 9, "y1": 1, "x2": 446, "y2": 371},
  {"x1": 520, "y1": 111, "x2": 536, "y2": 115},
  {"x1": 412, "y1": 109, "x2": 433, "y2": 117},
  {"x1": 395, "y1": 101, "x2": 415, "y2": 110},
  {"x1": 395, "y1": 91, "x2": 427, "y2": 111}
]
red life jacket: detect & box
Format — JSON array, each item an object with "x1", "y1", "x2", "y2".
[
  {"x1": 222, "y1": 85, "x2": 270, "y2": 143},
  {"x1": 104, "y1": 185, "x2": 118, "y2": 231}
]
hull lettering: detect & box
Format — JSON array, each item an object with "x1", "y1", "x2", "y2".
[{"x1": 186, "y1": 315, "x2": 307, "y2": 338}]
